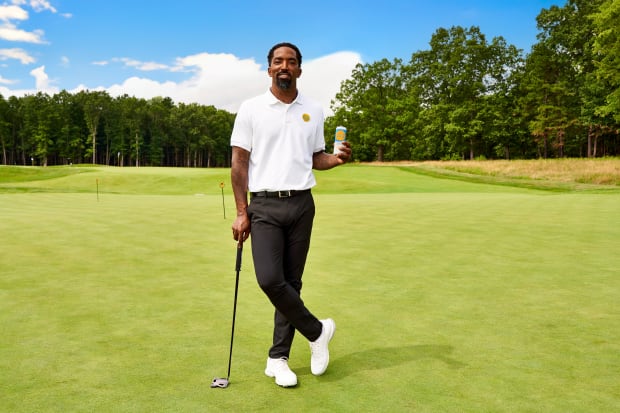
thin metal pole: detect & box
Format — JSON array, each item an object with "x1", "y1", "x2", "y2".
[{"x1": 220, "y1": 183, "x2": 226, "y2": 219}]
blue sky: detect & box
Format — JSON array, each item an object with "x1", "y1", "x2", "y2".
[{"x1": 1, "y1": 0, "x2": 558, "y2": 114}]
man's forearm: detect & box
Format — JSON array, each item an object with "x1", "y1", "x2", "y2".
[
  {"x1": 231, "y1": 147, "x2": 250, "y2": 215},
  {"x1": 312, "y1": 151, "x2": 341, "y2": 171},
  {"x1": 232, "y1": 176, "x2": 248, "y2": 216}
]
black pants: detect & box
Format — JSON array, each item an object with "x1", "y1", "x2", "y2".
[{"x1": 248, "y1": 191, "x2": 323, "y2": 359}]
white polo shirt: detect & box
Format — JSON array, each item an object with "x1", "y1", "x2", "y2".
[{"x1": 230, "y1": 90, "x2": 325, "y2": 192}]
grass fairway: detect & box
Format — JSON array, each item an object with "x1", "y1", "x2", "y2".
[{"x1": 1, "y1": 165, "x2": 619, "y2": 412}]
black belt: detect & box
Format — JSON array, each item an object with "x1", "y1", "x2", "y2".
[{"x1": 250, "y1": 189, "x2": 311, "y2": 198}]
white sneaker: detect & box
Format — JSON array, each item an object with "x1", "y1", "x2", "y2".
[
  {"x1": 264, "y1": 357, "x2": 297, "y2": 387},
  {"x1": 309, "y1": 319, "x2": 335, "y2": 376}
]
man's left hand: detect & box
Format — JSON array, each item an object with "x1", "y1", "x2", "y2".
[{"x1": 335, "y1": 141, "x2": 352, "y2": 163}]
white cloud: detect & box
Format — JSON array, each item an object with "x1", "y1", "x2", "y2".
[
  {"x1": 300, "y1": 52, "x2": 361, "y2": 113},
  {"x1": 0, "y1": 64, "x2": 56, "y2": 94},
  {"x1": 98, "y1": 53, "x2": 265, "y2": 112},
  {"x1": 0, "y1": 5, "x2": 28, "y2": 21},
  {"x1": 60, "y1": 55, "x2": 69, "y2": 67},
  {"x1": 0, "y1": 47, "x2": 35, "y2": 64},
  {"x1": 5, "y1": 51, "x2": 362, "y2": 116},
  {"x1": 101, "y1": 51, "x2": 362, "y2": 114},
  {"x1": 29, "y1": 0, "x2": 57, "y2": 13},
  {"x1": 0, "y1": 21, "x2": 45, "y2": 43},
  {"x1": 137, "y1": 61, "x2": 169, "y2": 71},
  {"x1": 114, "y1": 57, "x2": 170, "y2": 71},
  {"x1": 0, "y1": 74, "x2": 16, "y2": 85},
  {"x1": 30, "y1": 65, "x2": 57, "y2": 92},
  {"x1": 0, "y1": 1, "x2": 53, "y2": 43}
]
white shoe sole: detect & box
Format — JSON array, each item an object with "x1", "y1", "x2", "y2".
[{"x1": 265, "y1": 367, "x2": 297, "y2": 387}]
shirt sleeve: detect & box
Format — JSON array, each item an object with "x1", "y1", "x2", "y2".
[
  {"x1": 313, "y1": 108, "x2": 326, "y2": 153},
  {"x1": 230, "y1": 101, "x2": 252, "y2": 152}
]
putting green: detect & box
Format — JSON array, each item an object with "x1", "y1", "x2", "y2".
[{"x1": 1, "y1": 166, "x2": 618, "y2": 412}]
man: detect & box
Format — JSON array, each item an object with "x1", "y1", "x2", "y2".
[{"x1": 230, "y1": 42, "x2": 352, "y2": 387}]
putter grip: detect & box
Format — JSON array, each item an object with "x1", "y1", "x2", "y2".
[{"x1": 235, "y1": 242, "x2": 243, "y2": 271}]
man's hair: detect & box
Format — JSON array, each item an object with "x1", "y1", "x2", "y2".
[{"x1": 267, "y1": 42, "x2": 302, "y2": 67}]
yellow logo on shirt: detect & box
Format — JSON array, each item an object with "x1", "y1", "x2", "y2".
[{"x1": 302, "y1": 113, "x2": 310, "y2": 122}]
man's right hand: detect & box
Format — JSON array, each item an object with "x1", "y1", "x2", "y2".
[{"x1": 232, "y1": 212, "x2": 250, "y2": 242}]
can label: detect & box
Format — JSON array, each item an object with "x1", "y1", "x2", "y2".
[{"x1": 334, "y1": 126, "x2": 347, "y2": 154}]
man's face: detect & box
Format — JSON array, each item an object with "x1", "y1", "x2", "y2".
[{"x1": 268, "y1": 46, "x2": 302, "y2": 91}]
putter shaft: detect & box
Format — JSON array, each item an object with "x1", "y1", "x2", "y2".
[{"x1": 212, "y1": 240, "x2": 243, "y2": 389}]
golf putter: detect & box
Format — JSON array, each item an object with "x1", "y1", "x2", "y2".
[{"x1": 211, "y1": 239, "x2": 243, "y2": 389}]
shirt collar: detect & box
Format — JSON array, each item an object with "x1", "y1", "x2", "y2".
[{"x1": 266, "y1": 89, "x2": 303, "y2": 106}]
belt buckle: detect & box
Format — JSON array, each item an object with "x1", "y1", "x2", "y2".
[{"x1": 278, "y1": 190, "x2": 291, "y2": 198}]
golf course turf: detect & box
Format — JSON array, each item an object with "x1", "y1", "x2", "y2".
[{"x1": 1, "y1": 164, "x2": 619, "y2": 412}]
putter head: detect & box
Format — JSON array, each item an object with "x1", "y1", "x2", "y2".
[{"x1": 211, "y1": 377, "x2": 229, "y2": 388}]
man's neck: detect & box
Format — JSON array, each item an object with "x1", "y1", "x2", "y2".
[{"x1": 270, "y1": 87, "x2": 298, "y2": 104}]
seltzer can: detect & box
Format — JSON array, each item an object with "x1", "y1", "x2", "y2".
[{"x1": 333, "y1": 126, "x2": 347, "y2": 154}]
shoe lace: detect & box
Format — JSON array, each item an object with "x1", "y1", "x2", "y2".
[
  {"x1": 310, "y1": 339, "x2": 324, "y2": 355},
  {"x1": 273, "y1": 357, "x2": 290, "y2": 372}
]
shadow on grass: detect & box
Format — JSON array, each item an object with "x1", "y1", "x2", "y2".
[{"x1": 299, "y1": 344, "x2": 466, "y2": 381}]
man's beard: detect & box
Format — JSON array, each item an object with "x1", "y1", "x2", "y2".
[{"x1": 276, "y1": 74, "x2": 292, "y2": 90}]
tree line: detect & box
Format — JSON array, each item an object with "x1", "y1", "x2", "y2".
[
  {"x1": 327, "y1": 0, "x2": 620, "y2": 160},
  {"x1": 0, "y1": 91, "x2": 235, "y2": 167},
  {"x1": 1, "y1": 0, "x2": 619, "y2": 166}
]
